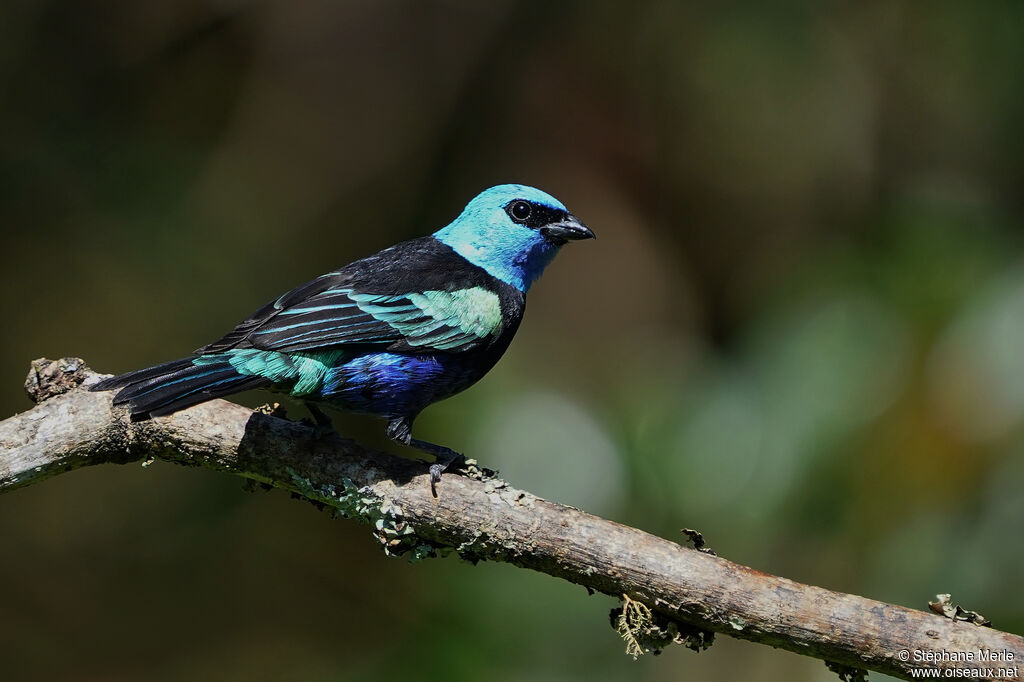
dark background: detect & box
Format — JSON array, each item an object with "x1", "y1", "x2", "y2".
[{"x1": 2, "y1": 2, "x2": 1023, "y2": 680}]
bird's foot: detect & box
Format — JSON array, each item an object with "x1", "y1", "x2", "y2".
[
  {"x1": 386, "y1": 416, "x2": 476, "y2": 495},
  {"x1": 409, "y1": 441, "x2": 467, "y2": 495},
  {"x1": 299, "y1": 418, "x2": 337, "y2": 439},
  {"x1": 305, "y1": 402, "x2": 339, "y2": 440},
  {"x1": 427, "y1": 450, "x2": 467, "y2": 483},
  {"x1": 313, "y1": 423, "x2": 339, "y2": 440},
  {"x1": 421, "y1": 446, "x2": 466, "y2": 497}
]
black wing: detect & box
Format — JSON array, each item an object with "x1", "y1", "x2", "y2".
[{"x1": 197, "y1": 237, "x2": 519, "y2": 355}]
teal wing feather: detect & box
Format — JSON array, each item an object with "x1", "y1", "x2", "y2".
[{"x1": 202, "y1": 285, "x2": 504, "y2": 355}]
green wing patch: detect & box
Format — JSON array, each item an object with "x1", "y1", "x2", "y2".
[
  {"x1": 197, "y1": 349, "x2": 347, "y2": 396},
  {"x1": 407, "y1": 288, "x2": 502, "y2": 339},
  {"x1": 232, "y1": 286, "x2": 504, "y2": 354},
  {"x1": 350, "y1": 286, "x2": 502, "y2": 351}
]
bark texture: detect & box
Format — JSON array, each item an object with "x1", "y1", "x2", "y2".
[{"x1": 2, "y1": 358, "x2": 1022, "y2": 681}]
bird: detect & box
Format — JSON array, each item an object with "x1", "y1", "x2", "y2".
[{"x1": 91, "y1": 184, "x2": 595, "y2": 489}]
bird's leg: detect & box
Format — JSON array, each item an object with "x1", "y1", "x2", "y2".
[
  {"x1": 305, "y1": 401, "x2": 336, "y2": 439},
  {"x1": 386, "y1": 416, "x2": 466, "y2": 494},
  {"x1": 414, "y1": 440, "x2": 466, "y2": 488}
]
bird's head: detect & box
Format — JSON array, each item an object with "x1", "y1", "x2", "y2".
[{"x1": 434, "y1": 184, "x2": 595, "y2": 292}]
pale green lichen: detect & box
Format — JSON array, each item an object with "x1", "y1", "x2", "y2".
[
  {"x1": 285, "y1": 467, "x2": 445, "y2": 560},
  {"x1": 928, "y1": 593, "x2": 992, "y2": 626},
  {"x1": 610, "y1": 594, "x2": 716, "y2": 659},
  {"x1": 456, "y1": 529, "x2": 486, "y2": 556},
  {"x1": 615, "y1": 594, "x2": 654, "y2": 659},
  {"x1": 409, "y1": 543, "x2": 442, "y2": 562}
]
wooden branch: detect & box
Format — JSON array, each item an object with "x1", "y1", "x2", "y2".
[{"x1": 4, "y1": 358, "x2": 1023, "y2": 681}]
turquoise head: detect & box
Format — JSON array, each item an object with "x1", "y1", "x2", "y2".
[{"x1": 433, "y1": 184, "x2": 594, "y2": 292}]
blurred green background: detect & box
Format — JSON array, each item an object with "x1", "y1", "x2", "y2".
[{"x1": 2, "y1": 1, "x2": 1023, "y2": 680}]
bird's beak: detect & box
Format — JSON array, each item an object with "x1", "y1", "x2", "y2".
[{"x1": 540, "y1": 215, "x2": 595, "y2": 243}]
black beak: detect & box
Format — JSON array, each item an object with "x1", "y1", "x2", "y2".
[{"x1": 540, "y1": 214, "x2": 595, "y2": 244}]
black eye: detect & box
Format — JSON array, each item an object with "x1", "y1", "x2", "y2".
[{"x1": 508, "y1": 200, "x2": 532, "y2": 222}]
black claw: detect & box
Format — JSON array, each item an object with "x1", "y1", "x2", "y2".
[
  {"x1": 429, "y1": 464, "x2": 444, "y2": 481},
  {"x1": 313, "y1": 423, "x2": 337, "y2": 440},
  {"x1": 426, "y1": 451, "x2": 467, "y2": 496},
  {"x1": 428, "y1": 465, "x2": 445, "y2": 497},
  {"x1": 306, "y1": 402, "x2": 333, "y2": 428},
  {"x1": 385, "y1": 415, "x2": 468, "y2": 496},
  {"x1": 305, "y1": 402, "x2": 339, "y2": 440}
]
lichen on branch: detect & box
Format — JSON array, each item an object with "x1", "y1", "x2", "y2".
[{"x1": 2, "y1": 358, "x2": 1022, "y2": 682}]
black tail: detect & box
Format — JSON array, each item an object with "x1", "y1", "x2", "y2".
[{"x1": 91, "y1": 356, "x2": 270, "y2": 419}]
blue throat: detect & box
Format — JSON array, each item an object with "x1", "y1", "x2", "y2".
[
  {"x1": 433, "y1": 184, "x2": 566, "y2": 292},
  {"x1": 435, "y1": 233, "x2": 558, "y2": 292}
]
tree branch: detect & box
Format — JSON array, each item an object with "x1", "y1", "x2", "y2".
[{"x1": 4, "y1": 358, "x2": 1022, "y2": 680}]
